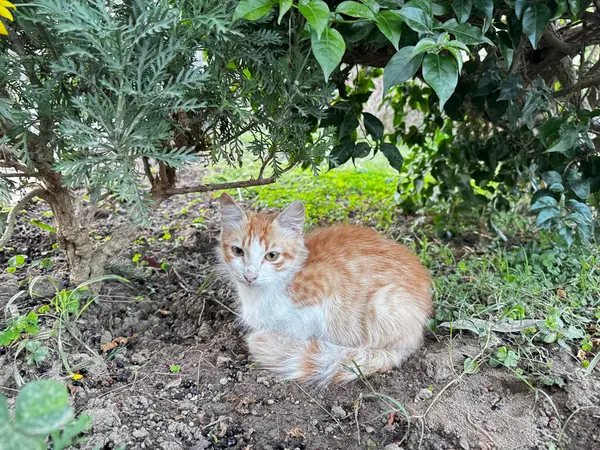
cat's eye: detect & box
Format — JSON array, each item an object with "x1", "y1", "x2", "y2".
[
  {"x1": 265, "y1": 251, "x2": 280, "y2": 261},
  {"x1": 231, "y1": 246, "x2": 244, "y2": 257}
]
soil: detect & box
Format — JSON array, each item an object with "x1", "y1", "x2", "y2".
[{"x1": 1, "y1": 172, "x2": 599, "y2": 450}]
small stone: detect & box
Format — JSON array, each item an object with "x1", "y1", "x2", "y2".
[
  {"x1": 133, "y1": 428, "x2": 150, "y2": 439},
  {"x1": 365, "y1": 426, "x2": 374, "y2": 433},
  {"x1": 216, "y1": 356, "x2": 232, "y2": 367},
  {"x1": 383, "y1": 444, "x2": 403, "y2": 450},
  {"x1": 236, "y1": 371, "x2": 243, "y2": 382},
  {"x1": 197, "y1": 322, "x2": 214, "y2": 341},
  {"x1": 256, "y1": 376, "x2": 270, "y2": 387},
  {"x1": 458, "y1": 436, "x2": 470, "y2": 450},
  {"x1": 267, "y1": 399, "x2": 275, "y2": 405},
  {"x1": 324, "y1": 426, "x2": 334, "y2": 434},
  {"x1": 414, "y1": 388, "x2": 433, "y2": 402},
  {"x1": 219, "y1": 377, "x2": 228, "y2": 385},
  {"x1": 331, "y1": 405, "x2": 346, "y2": 419}
]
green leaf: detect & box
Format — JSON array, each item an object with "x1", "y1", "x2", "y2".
[
  {"x1": 441, "y1": 19, "x2": 493, "y2": 45},
  {"x1": 8, "y1": 255, "x2": 27, "y2": 268},
  {"x1": 329, "y1": 140, "x2": 355, "y2": 168},
  {"x1": 340, "y1": 113, "x2": 360, "y2": 138},
  {"x1": 336, "y1": 1, "x2": 375, "y2": 19},
  {"x1": 463, "y1": 357, "x2": 480, "y2": 374},
  {"x1": 406, "y1": 0, "x2": 433, "y2": 16},
  {"x1": 14, "y1": 380, "x2": 74, "y2": 436},
  {"x1": 51, "y1": 415, "x2": 92, "y2": 450},
  {"x1": 522, "y1": 3, "x2": 551, "y2": 49},
  {"x1": 529, "y1": 195, "x2": 558, "y2": 212},
  {"x1": 452, "y1": 0, "x2": 472, "y2": 23},
  {"x1": 278, "y1": 0, "x2": 293, "y2": 24},
  {"x1": 361, "y1": 0, "x2": 381, "y2": 13},
  {"x1": 542, "y1": 170, "x2": 562, "y2": 187},
  {"x1": 568, "y1": 0, "x2": 580, "y2": 18},
  {"x1": 40, "y1": 258, "x2": 54, "y2": 270},
  {"x1": 30, "y1": 219, "x2": 57, "y2": 233},
  {"x1": 363, "y1": 113, "x2": 384, "y2": 140},
  {"x1": 411, "y1": 37, "x2": 438, "y2": 58},
  {"x1": 298, "y1": 0, "x2": 330, "y2": 40},
  {"x1": 383, "y1": 46, "x2": 424, "y2": 93},
  {"x1": 396, "y1": 6, "x2": 432, "y2": 34},
  {"x1": 375, "y1": 10, "x2": 403, "y2": 50},
  {"x1": 381, "y1": 143, "x2": 404, "y2": 172},
  {"x1": 536, "y1": 208, "x2": 559, "y2": 228},
  {"x1": 473, "y1": 0, "x2": 493, "y2": 32},
  {"x1": 566, "y1": 199, "x2": 593, "y2": 224},
  {"x1": 0, "y1": 394, "x2": 9, "y2": 424},
  {"x1": 559, "y1": 225, "x2": 574, "y2": 247},
  {"x1": 353, "y1": 142, "x2": 371, "y2": 159},
  {"x1": 570, "y1": 179, "x2": 590, "y2": 200},
  {"x1": 232, "y1": 0, "x2": 277, "y2": 21},
  {"x1": 551, "y1": 0, "x2": 568, "y2": 20},
  {"x1": 311, "y1": 27, "x2": 346, "y2": 81},
  {"x1": 422, "y1": 53, "x2": 458, "y2": 109},
  {"x1": 545, "y1": 129, "x2": 577, "y2": 154},
  {"x1": 515, "y1": 0, "x2": 531, "y2": 19},
  {"x1": 497, "y1": 73, "x2": 523, "y2": 101}
]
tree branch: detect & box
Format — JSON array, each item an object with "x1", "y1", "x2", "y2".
[
  {"x1": 553, "y1": 76, "x2": 600, "y2": 98},
  {"x1": 163, "y1": 176, "x2": 276, "y2": 196},
  {"x1": 0, "y1": 172, "x2": 39, "y2": 178},
  {"x1": 0, "y1": 188, "x2": 48, "y2": 249},
  {"x1": 142, "y1": 157, "x2": 155, "y2": 186}
]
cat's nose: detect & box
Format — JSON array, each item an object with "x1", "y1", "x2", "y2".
[{"x1": 244, "y1": 272, "x2": 257, "y2": 283}]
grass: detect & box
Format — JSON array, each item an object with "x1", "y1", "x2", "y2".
[{"x1": 207, "y1": 155, "x2": 600, "y2": 381}]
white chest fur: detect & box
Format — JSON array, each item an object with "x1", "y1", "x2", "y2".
[{"x1": 235, "y1": 282, "x2": 325, "y2": 340}]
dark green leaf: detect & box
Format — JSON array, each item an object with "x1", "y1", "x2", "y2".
[
  {"x1": 566, "y1": 199, "x2": 593, "y2": 224},
  {"x1": 51, "y1": 416, "x2": 92, "y2": 450},
  {"x1": 353, "y1": 142, "x2": 371, "y2": 158},
  {"x1": 570, "y1": 179, "x2": 590, "y2": 199},
  {"x1": 551, "y1": 0, "x2": 568, "y2": 20},
  {"x1": 497, "y1": 73, "x2": 523, "y2": 101},
  {"x1": 422, "y1": 53, "x2": 459, "y2": 109},
  {"x1": 329, "y1": 140, "x2": 355, "y2": 168},
  {"x1": 545, "y1": 128, "x2": 577, "y2": 154},
  {"x1": 498, "y1": 31, "x2": 514, "y2": 68},
  {"x1": 559, "y1": 225, "x2": 574, "y2": 247},
  {"x1": 375, "y1": 11, "x2": 403, "y2": 50},
  {"x1": 473, "y1": 0, "x2": 493, "y2": 32},
  {"x1": 278, "y1": 0, "x2": 293, "y2": 24},
  {"x1": 383, "y1": 46, "x2": 424, "y2": 93},
  {"x1": 381, "y1": 143, "x2": 404, "y2": 172},
  {"x1": 529, "y1": 195, "x2": 558, "y2": 212},
  {"x1": 452, "y1": 0, "x2": 472, "y2": 23},
  {"x1": 396, "y1": 6, "x2": 432, "y2": 34},
  {"x1": 298, "y1": 0, "x2": 330, "y2": 39},
  {"x1": 536, "y1": 208, "x2": 559, "y2": 228},
  {"x1": 311, "y1": 27, "x2": 346, "y2": 81},
  {"x1": 515, "y1": 0, "x2": 531, "y2": 18},
  {"x1": 538, "y1": 117, "x2": 564, "y2": 142},
  {"x1": 522, "y1": 4, "x2": 551, "y2": 49},
  {"x1": 233, "y1": 0, "x2": 277, "y2": 21},
  {"x1": 441, "y1": 19, "x2": 494, "y2": 45},
  {"x1": 336, "y1": 1, "x2": 375, "y2": 20},
  {"x1": 363, "y1": 113, "x2": 385, "y2": 140},
  {"x1": 14, "y1": 380, "x2": 74, "y2": 436},
  {"x1": 568, "y1": 0, "x2": 580, "y2": 18},
  {"x1": 340, "y1": 113, "x2": 360, "y2": 138}
]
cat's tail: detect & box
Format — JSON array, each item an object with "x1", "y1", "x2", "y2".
[{"x1": 247, "y1": 331, "x2": 419, "y2": 385}]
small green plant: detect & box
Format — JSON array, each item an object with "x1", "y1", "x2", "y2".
[
  {"x1": 0, "y1": 379, "x2": 91, "y2": 449},
  {"x1": 0, "y1": 311, "x2": 39, "y2": 347},
  {"x1": 6, "y1": 254, "x2": 27, "y2": 273},
  {"x1": 169, "y1": 364, "x2": 181, "y2": 373}
]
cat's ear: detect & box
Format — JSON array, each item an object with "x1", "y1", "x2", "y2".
[
  {"x1": 275, "y1": 200, "x2": 305, "y2": 234},
  {"x1": 220, "y1": 193, "x2": 246, "y2": 232}
]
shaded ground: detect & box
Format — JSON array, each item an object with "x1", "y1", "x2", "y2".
[{"x1": 1, "y1": 177, "x2": 599, "y2": 450}]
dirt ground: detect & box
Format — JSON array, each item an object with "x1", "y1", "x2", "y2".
[{"x1": 1, "y1": 178, "x2": 599, "y2": 450}]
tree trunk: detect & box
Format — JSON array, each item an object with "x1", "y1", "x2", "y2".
[{"x1": 45, "y1": 187, "x2": 135, "y2": 286}]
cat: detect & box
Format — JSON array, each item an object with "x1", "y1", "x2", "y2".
[{"x1": 217, "y1": 193, "x2": 433, "y2": 385}]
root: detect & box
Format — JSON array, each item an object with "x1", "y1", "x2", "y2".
[{"x1": 0, "y1": 188, "x2": 47, "y2": 248}]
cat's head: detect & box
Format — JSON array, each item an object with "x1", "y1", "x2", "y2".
[{"x1": 218, "y1": 193, "x2": 308, "y2": 287}]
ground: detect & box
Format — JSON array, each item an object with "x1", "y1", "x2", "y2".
[{"x1": 1, "y1": 160, "x2": 599, "y2": 450}]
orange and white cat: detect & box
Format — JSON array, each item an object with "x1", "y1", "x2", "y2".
[{"x1": 218, "y1": 193, "x2": 433, "y2": 385}]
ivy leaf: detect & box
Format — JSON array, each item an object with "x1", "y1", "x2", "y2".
[
  {"x1": 515, "y1": 0, "x2": 531, "y2": 19},
  {"x1": 363, "y1": 113, "x2": 384, "y2": 140},
  {"x1": 452, "y1": 0, "x2": 472, "y2": 23},
  {"x1": 422, "y1": 53, "x2": 458, "y2": 109},
  {"x1": 375, "y1": 10, "x2": 403, "y2": 50},
  {"x1": 298, "y1": 0, "x2": 330, "y2": 40},
  {"x1": 278, "y1": 0, "x2": 293, "y2": 24},
  {"x1": 381, "y1": 143, "x2": 404, "y2": 172},
  {"x1": 474, "y1": 0, "x2": 493, "y2": 32},
  {"x1": 396, "y1": 6, "x2": 432, "y2": 34},
  {"x1": 233, "y1": 0, "x2": 277, "y2": 21},
  {"x1": 522, "y1": 3, "x2": 551, "y2": 49},
  {"x1": 336, "y1": 1, "x2": 375, "y2": 20},
  {"x1": 411, "y1": 37, "x2": 438, "y2": 58},
  {"x1": 383, "y1": 46, "x2": 423, "y2": 93},
  {"x1": 311, "y1": 27, "x2": 346, "y2": 81},
  {"x1": 441, "y1": 19, "x2": 493, "y2": 45}
]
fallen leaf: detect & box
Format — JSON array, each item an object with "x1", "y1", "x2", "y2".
[
  {"x1": 387, "y1": 411, "x2": 396, "y2": 428},
  {"x1": 100, "y1": 334, "x2": 137, "y2": 353},
  {"x1": 557, "y1": 289, "x2": 567, "y2": 299},
  {"x1": 287, "y1": 427, "x2": 305, "y2": 438},
  {"x1": 157, "y1": 309, "x2": 171, "y2": 315}
]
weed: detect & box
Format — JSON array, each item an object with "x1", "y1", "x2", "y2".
[
  {"x1": 170, "y1": 364, "x2": 181, "y2": 373},
  {"x1": 6, "y1": 254, "x2": 27, "y2": 273},
  {"x1": 0, "y1": 379, "x2": 91, "y2": 449}
]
